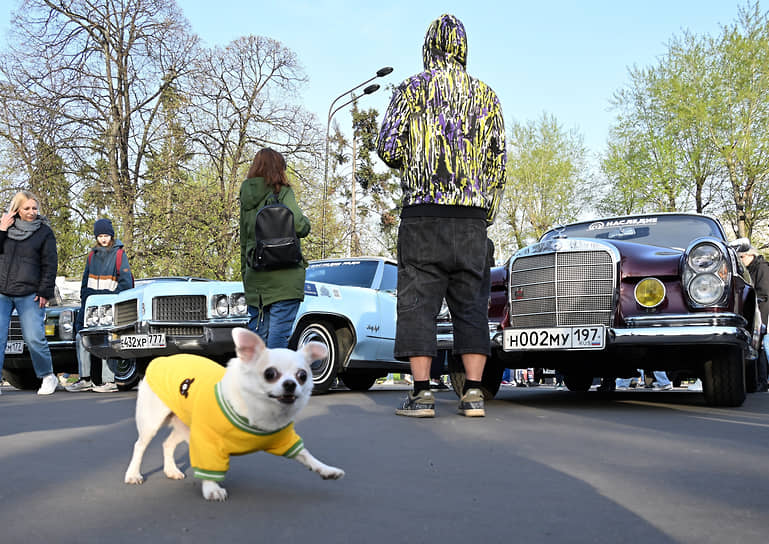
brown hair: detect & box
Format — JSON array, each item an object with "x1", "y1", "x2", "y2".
[{"x1": 246, "y1": 148, "x2": 288, "y2": 192}]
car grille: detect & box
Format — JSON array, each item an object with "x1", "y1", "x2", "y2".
[
  {"x1": 509, "y1": 250, "x2": 615, "y2": 328},
  {"x1": 115, "y1": 300, "x2": 139, "y2": 327},
  {"x1": 153, "y1": 295, "x2": 207, "y2": 322},
  {"x1": 8, "y1": 316, "x2": 22, "y2": 341},
  {"x1": 149, "y1": 324, "x2": 205, "y2": 336}
]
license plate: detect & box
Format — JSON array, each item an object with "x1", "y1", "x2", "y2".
[
  {"x1": 120, "y1": 333, "x2": 166, "y2": 350},
  {"x1": 503, "y1": 326, "x2": 605, "y2": 351},
  {"x1": 4, "y1": 340, "x2": 24, "y2": 354}
]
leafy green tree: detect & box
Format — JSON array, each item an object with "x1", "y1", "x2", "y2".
[
  {"x1": 496, "y1": 113, "x2": 590, "y2": 254},
  {"x1": 706, "y1": 1, "x2": 769, "y2": 238},
  {"x1": 603, "y1": 1, "x2": 769, "y2": 240}
]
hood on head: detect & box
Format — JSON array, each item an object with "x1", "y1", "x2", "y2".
[{"x1": 422, "y1": 14, "x2": 467, "y2": 71}]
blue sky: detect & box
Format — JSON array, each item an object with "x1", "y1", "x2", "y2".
[
  {"x1": 0, "y1": 0, "x2": 748, "y2": 157},
  {"x1": 180, "y1": 0, "x2": 744, "y2": 158}
]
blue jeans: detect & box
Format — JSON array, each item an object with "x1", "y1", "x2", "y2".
[
  {"x1": 247, "y1": 300, "x2": 301, "y2": 349},
  {"x1": 0, "y1": 293, "x2": 54, "y2": 378},
  {"x1": 75, "y1": 332, "x2": 116, "y2": 382}
]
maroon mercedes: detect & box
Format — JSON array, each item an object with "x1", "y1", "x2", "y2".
[{"x1": 454, "y1": 213, "x2": 763, "y2": 407}]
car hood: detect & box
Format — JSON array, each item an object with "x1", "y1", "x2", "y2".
[
  {"x1": 607, "y1": 240, "x2": 683, "y2": 279},
  {"x1": 84, "y1": 279, "x2": 244, "y2": 307}
]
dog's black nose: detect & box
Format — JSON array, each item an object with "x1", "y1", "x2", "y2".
[{"x1": 283, "y1": 380, "x2": 297, "y2": 393}]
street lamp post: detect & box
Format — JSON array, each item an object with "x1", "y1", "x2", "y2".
[{"x1": 321, "y1": 66, "x2": 393, "y2": 259}]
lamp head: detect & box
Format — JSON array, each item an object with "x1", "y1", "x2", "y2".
[
  {"x1": 363, "y1": 84, "x2": 380, "y2": 95},
  {"x1": 376, "y1": 66, "x2": 394, "y2": 77}
]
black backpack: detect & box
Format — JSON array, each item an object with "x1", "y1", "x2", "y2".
[{"x1": 246, "y1": 193, "x2": 303, "y2": 270}]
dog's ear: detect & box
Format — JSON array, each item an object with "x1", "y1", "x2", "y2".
[
  {"x1": 301, "y1": 341, "x2": 328, "y2": 363},
  {"x1": 232, "y1": 327, "x2": 265, "y2": 362}
]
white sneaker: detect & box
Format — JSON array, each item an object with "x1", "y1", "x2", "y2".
[
  {"x1": 653, "y1": 382, "x2": 673, "y2": 391},
  {"x1": 687, "y1": 379, "x2": 703, "y2": 392},
  {"x1": 92, "y1": 382, "x2": 118, "y2": 393},
  {"x1": 65, "y1": 378, "x2": 94, "y2": 392},
  {"x1": 37, "y1": 373, "x2": 59, "y2": 395}
]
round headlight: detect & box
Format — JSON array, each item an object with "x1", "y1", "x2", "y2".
[
  {"x1": 634, "y1": 278, "x2": 666, "y2": 308},
  {"x1": 688, "y1": 273, "x2": 725, "y2": 305},
  {"x1": 85, "y1": 307, "x2": 98, "y2": 327},
  {"x1": 214, "y1": 295, "x2": 229, "y2": 317},
  {"x1": 99, "y1": 305, "x2": 113, "y2": 326},
  {"x1": 688, "y1": 244, "x2": 722, "y2": 273},
  {"x1": 230, "y1": 293, "x2": 247, "y2": 316}
]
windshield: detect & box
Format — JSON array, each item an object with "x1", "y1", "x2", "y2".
[
  {"x1": 306, "y1": 260, "x2": 378, "y2": 288},
  {"x1": 540, "y1": 215, "x2": 724, "y2": 249}
]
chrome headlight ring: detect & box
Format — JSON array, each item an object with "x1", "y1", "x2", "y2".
[{"x1": 683, "y1": 240, "x2": 729, "y2": 308}]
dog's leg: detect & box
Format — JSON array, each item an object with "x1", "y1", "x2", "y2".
[
  {"x1": 201, "y1": 480, "x2": 228, "y2": 502},
  {"x1": 124, "y1": 381, "x2": 173, "y2": 485},
  {"x1": 162, "y1": 416, "x2": 190, "y2": 480},
  {"x1": 293, "y1": 448, "x2": 345, "y2": 480}
]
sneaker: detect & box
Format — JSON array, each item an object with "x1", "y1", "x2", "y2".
[
  {"x1": 430, "y1": 380, "x2": 450, "y2": 391},
  {"x1": 37, "y1": 373, "x2": 59, "y2": 395},
  {"x1": 458, "y1": 388, "x2": 485, "y2": 417},
  {"x1": 92, "y1": 382, "x2": 118, "y2": 393},
  {"x1": 395, "y1": 390, "x2": 435, "y2": 417},
  {"x1": 654, "y1": 382, "x2": 673, "y2": 391},
  {"x1": 65, "y1": 378, "x2": 94, "y2": 392},
  {"x1": 687, "y1": 379, "x2": 703, "y2": 392}
]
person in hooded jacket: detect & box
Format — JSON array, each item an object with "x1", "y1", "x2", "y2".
[
  {"x1": 240, "y1": 148, "x2": 310, "y2": 349},
  {"x1": 377, "y1": 14, "x2": 506, "y2": 418},
  {"x1": 66, "y1": 218, "x2": 133, "y2": 393},
  {"x1": 0, "y1": 190, "x2": 59, "y2": 395},
  {"x1": 740, "y1": 246, "x2": 769, "y2": 392}
]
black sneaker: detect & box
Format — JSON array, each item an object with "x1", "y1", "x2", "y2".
[
  {"x1": 395, "y1": 390, "x2": 435, "y2": 417},
  {"x1": 458, "y1": 388, "x2": 485, "y2": 417}
]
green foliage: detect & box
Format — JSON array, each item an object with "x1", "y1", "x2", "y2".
[
  {"x1": 603, "y1": 1, "x2": 769, "y2": 240},
  {"x1": 497, "y1": 113, "x2": 590, "y2": 253}
]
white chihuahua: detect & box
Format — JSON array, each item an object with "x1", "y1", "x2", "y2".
[{"x1": 124, "y1": 327, "x2": 344, "y2": 501}]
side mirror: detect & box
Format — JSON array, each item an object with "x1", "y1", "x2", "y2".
[{"x1": 729, "y1": 237, "x2": 751, "y2": 253}]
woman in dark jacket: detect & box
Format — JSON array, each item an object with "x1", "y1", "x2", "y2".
[
  {"x1": 0, "y1": 190, "x2": 59, "y2": 395},
  {"x1": 240, "y1": 148, "x2": 310, "y2": 349}
]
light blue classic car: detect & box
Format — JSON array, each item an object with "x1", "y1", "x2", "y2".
[
  {"x1": 290, "y1": 257, "x2": 408, "y2": 393},
  {"x1": 79, "y1": 258, "x2": 407, "y2": 392},
  {"x1": 79, "y1": 277, "x2": 248, "y2": 390}
]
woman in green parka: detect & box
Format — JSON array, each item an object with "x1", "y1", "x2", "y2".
[{"x1": 240, "y1": 148, "x2": 310, "y2": 348}]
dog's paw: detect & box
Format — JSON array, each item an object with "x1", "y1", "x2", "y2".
[
  {"x1": 164, "y1": 467, "x2": 186, "y2": 480},
  {"x1": 319, "y1": 466, "x2": 345, "y2": 480},
  {"x1": 124, "y1": 472, "x2": 144, "y2": 485},
  {"x1": 201, "y1": 480, "x2": 228, "y2": 501}
]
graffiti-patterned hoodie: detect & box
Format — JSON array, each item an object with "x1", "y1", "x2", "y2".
[{"x1": 376, "y1": 14, "x2": 507, "y2": 224}]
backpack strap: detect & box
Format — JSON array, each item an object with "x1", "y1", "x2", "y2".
[{"x1": 116, "y1": 247, "x2": 135, "y2": 288}]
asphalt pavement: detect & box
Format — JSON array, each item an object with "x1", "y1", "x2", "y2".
[{"x1": 1, "y1": 382, "x2": 767, "y2": 543}]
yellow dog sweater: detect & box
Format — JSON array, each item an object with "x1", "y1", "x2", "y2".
[{"x1": 145, "y1": 354, "x2": 304, "y2": 481}]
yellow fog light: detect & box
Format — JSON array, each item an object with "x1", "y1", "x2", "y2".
[
  {"x1": 634, "y1": 278, "x2": 666, "y2": 308},
  {"x1": 45, "y1": 324, "x2": 56, "y2": 336}
]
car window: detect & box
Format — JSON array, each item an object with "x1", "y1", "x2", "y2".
[
  {"x1": 380, "y1": 263, "x2": 398, "y2": 293},
  {"x1": 306, "y1": 260, "x2": 379, "y2": 288},
  {"x1": 541, "y1": 215, "x2": 724, "y2": 249}
]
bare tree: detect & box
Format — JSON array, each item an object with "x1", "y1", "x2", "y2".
[
  {"x1": 1, "y1": 0, "x2": 198, "y2": 257},
  {"x1": 184, "y1": 35, "x2": 321, "y2": 277}
]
